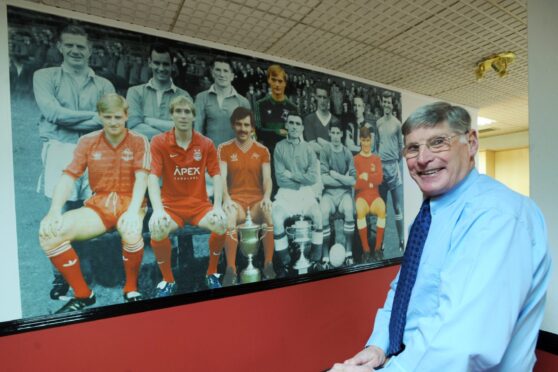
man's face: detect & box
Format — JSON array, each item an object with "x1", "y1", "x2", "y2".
[
  {"x1": 286, "y1": 115, "x2": 303, "y2": 139},
  {"x1": 100, "y1": 109, "x2": 127, "y2": 139},
  {"x1": 360, "y1": 135, "x2": 372, "y2": 154},
  {"x1": 171, "y1": 104, "x2": 195, "y2": 132},
  {"x1": 268, "y1": 73, "x2": 286, "y2": 98},
  {"x1": 57, "y1": 33, "x2": 91, "y2": 69},
  {"x1": 329, "y1": 127, "x2": 342, "y2": 145},
  {"x1": 149, "y1": 50, "x2": 172, "y2": 83},
  {"x1": 354, "y1": 98, "x2": 365, "y2": 117},
  {"x1": 233, "y1": 115, "x2": 254, "y2": 143},
  {"x1": 315, "y1": 88, "x2": 329, "y2": 112},
  {"x1": 211, "y1": 61, "x2": 234, "y2": 89},
  {"x1": 405, "y1": 122, "x2": 477, "y2": 198},
  {"x1": 382, "y1": 96, "x2": 393, "y2": 116}
]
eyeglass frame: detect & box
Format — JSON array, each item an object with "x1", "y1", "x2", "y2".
[{"x1": 401, "y1": 131, "x2": 470, "y2": 159}]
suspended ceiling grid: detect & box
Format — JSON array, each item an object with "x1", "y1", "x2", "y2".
[{"x1": 26, "y1": 0, "x2": 529, "y2": 137}]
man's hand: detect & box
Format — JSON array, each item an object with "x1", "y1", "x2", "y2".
[
  {"x1": 330, "y1": 346, "x2": 386, "y2": 371},
  {"x1": 148, "y1": 209, "x2": 172, "y2": 239},
  {"x1": 223, "y1": 198, "x2": 237, "y2": 215},
  {"x1": 207, "y1": 207, "x2": 227, "y2": 235},
  {"x1": 39, "y1": 211, "x2": 64, "y2": 242},
  {"x1": 117, "y1": 210, "x2": 142, "y2": 236},
  {"x1": 260, "y1": 197, "x2": 272, "y2": 212},
  {"x1": 359, "y1": 172, "x2": 369, "y2": 181}
]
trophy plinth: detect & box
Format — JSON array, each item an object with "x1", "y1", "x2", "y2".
[
  {"x1": 286, "y1": 216, "x2": 312, "y2": 274},
  {"x1": 237, "y1": 208, "x2": 263, "y2": 283}
]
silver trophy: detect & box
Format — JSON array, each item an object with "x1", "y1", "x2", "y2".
[
  {"x1": 237, "y1": 208, "x2": 265, "y2": 283},
  {"x1": 286, "y1": 216, "x2": 313, "y2": 274}
]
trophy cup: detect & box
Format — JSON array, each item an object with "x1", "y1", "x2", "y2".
[
  {"x1": 237, "y1": 208, "x2": 264, "y2": 283},
  {"x1": 286, "y1": 216, "x2": 312, "y2": 274}
]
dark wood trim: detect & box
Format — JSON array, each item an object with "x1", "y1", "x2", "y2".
[{"x1": 537, "y1": 330, "x2": 558, "y2": 355}]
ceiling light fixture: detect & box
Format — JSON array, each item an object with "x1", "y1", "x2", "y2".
[
  {"x1": 477, "y1": 116, "x2": 495, "y2": 127},
  {"x1": 475, "y1": 52, "x2": 516, "y2": 80}
]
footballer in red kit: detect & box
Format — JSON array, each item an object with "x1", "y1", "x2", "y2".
[
  {"x1": 39, "y1": 93, "x2": 150, "y2": 313},
  {"x1": 354, "y1": 126, "x2": 386, "y2": 262},
  {"x1": 147, "y1": 95, "x2": 227, "y2": 295}
]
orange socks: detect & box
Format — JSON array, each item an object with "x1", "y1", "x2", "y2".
[
  {"x1": 263, "y1": 225, "x2": 274, "y2": 265},
  {"x1": 207, "y1": 232, "x2": 226, "y2": 275},
  {"x1": 358, "y1": 227, "x2": 370, "y2": 253},
  {"x1": 151, "y1": 238, "x2": 175, "y2": 283},
  {"x1": 122, "y1": 239, "x2": 144, "y2": 293},
  {"x1": 48, "y1": 243, "x2": 91, "y2": 298}
]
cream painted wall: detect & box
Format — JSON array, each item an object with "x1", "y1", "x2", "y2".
[
  {"x1": 478, "y1": 148, "x2": 530, "y2": 197},
  {"x1": 494, "y1": 148, "x2": 530, "y2": 197}
]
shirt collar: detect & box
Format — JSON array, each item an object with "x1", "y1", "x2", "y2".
[
  {"x1": 167, "y1": 128, "x2": 200, "y2": 148},
  {"x1": 60, "y1": 64, "x2": 96, "y2": 79},
  {"x1": 430, "y1": 168, "x2": 479, "y2": 214},
  {"x1": 208, "y1": 84, "x2": 239, "y2": 98},
  {"x1": 146, "y1": 78, "x2": 178, "y2": 92}
]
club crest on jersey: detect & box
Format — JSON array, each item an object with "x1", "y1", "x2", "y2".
[
  {"x1": 193, "y1": 148, "x2": 202, "y2": 161},
  {"x1": 92, "y1": 151, "x2": 102, "y2": 160},
  {"x1": 230, "y1": 153, "x2": 238, "y2": 162},
  {"x1": 121, "y1": 148, "x2": 133, "y2": 162},
  {"x1": 251, "y1": 152, "x2": 260, "y2": 159}
]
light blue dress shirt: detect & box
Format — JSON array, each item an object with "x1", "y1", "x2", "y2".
[{"x1": 367, "y1": 169, "x2": 551, "y2": 371}]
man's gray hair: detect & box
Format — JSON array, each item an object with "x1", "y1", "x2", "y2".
[{"x1": 402, "y1": 102, "x2": 471, "y2": 136}]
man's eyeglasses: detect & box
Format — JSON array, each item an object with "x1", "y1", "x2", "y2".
[{"x1": 402, "y1": 132, "x2": 468, "y2": 159}]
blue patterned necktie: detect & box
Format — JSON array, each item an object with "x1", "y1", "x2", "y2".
[{"x1": 387, "y1": 198, "x2": 431, "y2": 356}]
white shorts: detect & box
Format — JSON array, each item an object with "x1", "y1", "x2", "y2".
[
  {"x1": 274, "y1": 186, "x2": 319, "y2": 217},
  {"x1": 37, "y1": 140, "x2": 92, "y2": 201},
  {"x1": 382, "y1": 160, "x2": 403, "y2": 191}
]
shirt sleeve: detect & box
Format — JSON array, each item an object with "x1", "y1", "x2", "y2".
[
  {"x1": 126, "y1": 85, "x2": 144, "y2": 130},
  {"x1": 132, "y1": 133, "x2": 151, "y2": 173},
  {"x1": 63, "y1": 137, "x2": 90, "y2": 179},
  {"x1": 378, "y1": 207, "x2": 543, "y2": 371},
  {"x1": 370, "y1": 156, "x2": 383, "y2": 186},
  {"x1": 262, "y1": 145, "x2": 271, "y2": 163},
  {"x1": 149, "y1": 135, "x2": 164, "y2": 177},
  {"x1": 194, "y1": 92, "x2": 206, "y2": 134},
  {"x1": 206, "y1": 140, "x2": 220, "y2": 177}
]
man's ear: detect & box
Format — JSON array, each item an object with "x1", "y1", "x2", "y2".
[{"x1": 468, "y1": 130, "x2": 479, "y2": 157}]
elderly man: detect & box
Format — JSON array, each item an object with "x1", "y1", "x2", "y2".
[
  {"x1": 38, "y1": 93, "x2": 150, "y2": 313},
  {"x1": 126, "y1": 43, "x2": 191, "y2": 140},
  {"x1": 272, "y1": 113, "x2": 323, "y2": 277},
  {"x1": 33, "y1": 24, "x2": 115, "y2": 300},
  {"x1": 330, "y1": 102, "x2": 551, "y2": 371}
]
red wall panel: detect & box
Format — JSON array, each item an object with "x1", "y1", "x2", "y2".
[{"x1": 0, "y1": 266, "x2": 398, "y2": 372}]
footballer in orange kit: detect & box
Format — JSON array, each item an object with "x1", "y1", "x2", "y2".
[
  {"x1": 39, "y1": 93, "x2": 150, "y2": 313},
  {"x1": 217, "y1": 107, "x2": 275, "y2": 286}
]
